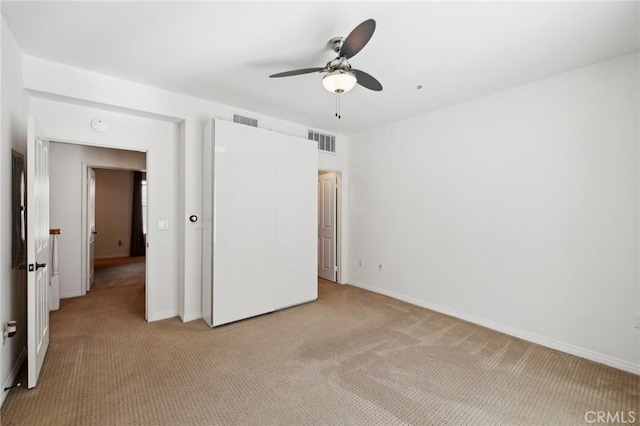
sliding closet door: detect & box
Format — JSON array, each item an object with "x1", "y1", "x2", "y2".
[
  {"x1": 212, "y1": 121, "x2": 277, "y2": 326},
  {"x1": 275, "y1": 136, "x2": 317, "y2": 309},
  {"x1": 203, "y1": 119, "x2": 318, "y2": 327}
]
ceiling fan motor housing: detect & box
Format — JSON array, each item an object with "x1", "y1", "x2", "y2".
[
  {"x1": 329, "y1": 37, "x2": 345, "y2": 54},
  {"x1": 326, "y1": 57, "x2": 352, "y2": 72}
]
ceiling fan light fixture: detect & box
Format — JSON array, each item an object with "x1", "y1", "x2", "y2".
[{"x1": 322, "y1": 71, "x2": 357, "y2": 94}]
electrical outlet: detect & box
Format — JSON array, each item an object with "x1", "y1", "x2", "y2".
[
  {"x1": 378, "y1": 263, "x2": 383, "y2": 271},
  {"x1": 358, "y1": 259, "x2": 363, "y2": 267},
  {"x1": 634, "y1": 314, "x2": 640, "y2": 329}
]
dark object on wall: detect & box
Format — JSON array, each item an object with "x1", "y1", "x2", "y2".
[
  {"x1": 130, "y1": 171, "x2": 146, "y2": 257},
  {"x1": 11, "y1": 150, "x2": 26, "y2": 269}
]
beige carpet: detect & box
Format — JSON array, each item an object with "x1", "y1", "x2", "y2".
[
  {"x1": 92, "y1": 256, "x2": 146, "y2": 292},
  {"x1": 1, "y1": 265, "x2": 637, "y2": 425}
]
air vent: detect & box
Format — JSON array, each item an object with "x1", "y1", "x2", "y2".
[
  {"x1": 233, "y1": 114, "x2": 258, "y2": 127},
  {"x1": 308, "y1": 130, "x2": 336, "y2": 153}
]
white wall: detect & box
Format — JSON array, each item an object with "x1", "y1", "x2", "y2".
[
  {"x1": 0, "y1": 17, "x2": 28, "y2": 405},
  {"x1": 348, "y1": 53, "x2": 640, "y2": 374},
  {"x1": 22, "y1": 55, "x2": 350, "y2": 321},
  {"x1": 49, "y1": 142, "x2": 146, "y2": 299},
  {"x1": 40, "y1": 102, "x2": 176, "y2": 323},
  {"x1": 94, "y1": 169, "x2": 136, "y2": 259}
]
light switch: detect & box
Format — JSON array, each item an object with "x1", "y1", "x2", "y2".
[{"x1": 157, "y1": 220, "x2": 169, "y2": 230}]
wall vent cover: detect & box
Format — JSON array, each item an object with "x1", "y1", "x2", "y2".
[
  {"x1": 233, "y1": 114, "x2": 258, "y2": 127},
  {"x1": 308, "y1": 130, "x2": 336, "y2": 153}
]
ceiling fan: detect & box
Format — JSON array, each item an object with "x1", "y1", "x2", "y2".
[{"x1": 269, "y1": 19, "x2": 383, "y2": 95}]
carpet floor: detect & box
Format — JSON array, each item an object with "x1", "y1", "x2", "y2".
[{"x1": 0, "y1": 261, "x2": 637, "y2": 425}]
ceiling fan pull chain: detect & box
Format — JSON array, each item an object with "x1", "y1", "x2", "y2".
[
  {"x1": 338, "y1": 94, "x2": 341, "y2": 119},
  {"x1": 335, "y1": 93, "x2": 338, "y2": 118}
]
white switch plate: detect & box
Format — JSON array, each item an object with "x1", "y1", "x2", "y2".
[{"x1": 157, "y1": 220, "x2": 169, "y2": 230}]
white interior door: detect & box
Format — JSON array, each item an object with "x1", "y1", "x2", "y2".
[
  {"x1": 26, "y1": 117, "x2": 50, "y2": 389},
  {"x1": 318, "y1": 172, "x2": 337, "y2": 282},
  {"x1": 87, "y1": 167, "x2": 96, "y2": 292}
]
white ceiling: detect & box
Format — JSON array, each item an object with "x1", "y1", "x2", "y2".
[{"x1": 2, "y1": 1, "x2": 638, "y2": 135}]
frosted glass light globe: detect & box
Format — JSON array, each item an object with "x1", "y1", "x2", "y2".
[{"x1": 322, "y1": 71, "x2": 357, "y2": 94}]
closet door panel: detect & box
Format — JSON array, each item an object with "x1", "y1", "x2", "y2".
[
  {"x1": 212, "y1": 122, "x2": 277, "y2": 326},
  {"x1": 275, "y1": 136, "x2": 318, "y2": 309}
]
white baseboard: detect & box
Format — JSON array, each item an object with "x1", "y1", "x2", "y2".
[
  {"x1": 94, "y1": 253, "x2": 132, "y2": 260},
  {"x1": 181, "y1": 311, "x2": 202, "y2": 322},
  {"x1": 0, "y1": 347, "x2": 26, "y2": 408},
  {"x1": 60, "y1": 291, "x2": 82, "y2": 299},
  {"x1": 147, "y1": 309, "x2": 179, "y2": 322},
  {"x1": 348, "y1": 280, "x2": 640, "y2": 376}
]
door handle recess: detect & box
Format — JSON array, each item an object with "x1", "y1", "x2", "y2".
[{"x1": 35, "y1": 262, "x2": 47, "y2": 270}]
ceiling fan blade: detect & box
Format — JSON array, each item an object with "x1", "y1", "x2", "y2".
[
  {"x1": 354, "y1": 69, "x2": 383, "y2": 91},
  {"x1": 340, "y1": 19, "x2": 376, "y2": 59},
  {"x1": 269, "y1": 68, "x2": 324, "y2": 78}
]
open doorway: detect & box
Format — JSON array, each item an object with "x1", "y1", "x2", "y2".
[
  {"x1": 86, "y1": 167, "x2": 147, "y2": 317},
  {"x1": 48, "y1": 141, "x2": 148, "y2": 319},
  {"x1": 318, "y1": 170, "x2": 341, "y2": 283}
]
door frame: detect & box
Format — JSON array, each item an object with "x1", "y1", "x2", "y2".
[
  {"x1": 318, "y1": 169, "x2": 343, "y2": 284},
  {"x1": 80, "y1": 163, "x2": 148, "y2": 319},
  {"x1": 81, "y1": 164, "x2": 148, "y2": 296},
  {"x1": 43, "y1": 136, "x2": 150, "y2": 321},
  {"x1": 85, "y1": 166, "x2": 96, "y2": 293}
]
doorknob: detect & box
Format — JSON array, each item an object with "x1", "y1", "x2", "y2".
[{"x1": 35, "y1": 262, "x2": 47, "y2": 270}]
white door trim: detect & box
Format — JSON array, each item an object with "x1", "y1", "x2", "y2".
[
  {"x1": 56, "y1": 144, "x2": 149, "y2": 320},
  {"x1": 318, "y1": 170, "x2": 343, "y2": 284},
  {"x1": 86, "y1": 166, "x2": 96, "y2": 293}
]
